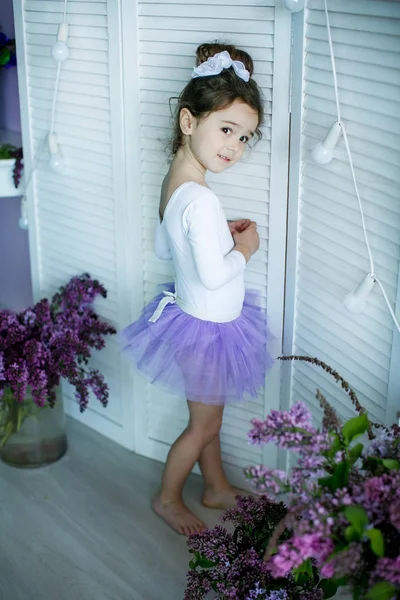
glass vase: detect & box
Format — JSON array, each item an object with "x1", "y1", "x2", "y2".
[{"x1": 0, "y1": 387, "x2": 68, "y2": 468}]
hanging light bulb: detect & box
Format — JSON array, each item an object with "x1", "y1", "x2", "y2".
[
  {"x1": 282, "y1": 0, "x2": 305, "y2": 12},
  {"x1": 311, "y1": 121, "x2": 342, "y2": 165},
  {"x1": 18, "y1": 197, "x2": 29, "y2": 230},
  {"x1": 47, "y1": 133, "x2": 66, "y2": 174},
  {"x1": 52, "y1": 22, "x2": 69, "y2": 62},
  {"x1": 344, "y1": 273, "x2": 376, "y2": 314}
]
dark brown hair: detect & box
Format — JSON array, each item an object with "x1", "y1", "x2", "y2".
[{"x1": 168, "y1": 42, "x2": 264, "y2": 156}]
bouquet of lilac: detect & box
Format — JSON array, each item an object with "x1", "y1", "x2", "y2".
[
  {"x1": 0, "y1": 274, "x2": 116, "y2": 447},
  {"x1": 246, "y1": 357, "x2": 400, "y2": 600},
  {"x1": 185, "y1": 495, "x2": 327, "y2": 600},
  {"x1": 185, "y1": 357, "x2": 399, "y2": 600}
]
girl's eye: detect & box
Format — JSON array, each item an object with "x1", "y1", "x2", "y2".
[{"x1": 221, "y1": 128, "x2": 249, "y2": 144}]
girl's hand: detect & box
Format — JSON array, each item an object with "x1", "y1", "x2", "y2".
[
  {"x1": 228, "y1": 219, "x2": 252, "y2": 235},
  {"x1": 233, "y1": 221, "x2": 259, "y2": 262}
]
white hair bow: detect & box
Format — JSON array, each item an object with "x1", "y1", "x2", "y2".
[{"x1": 191, "y1": 50, "x2": 250, "y2": 83}]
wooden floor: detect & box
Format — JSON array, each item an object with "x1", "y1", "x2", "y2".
[{"x1": 0, "y1": 418, "x2": 224, "y2": 600}]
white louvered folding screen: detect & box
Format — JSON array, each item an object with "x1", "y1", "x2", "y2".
[
  {"x1": 13, "y1": 0, "x2": 135, "y2": 447},
  {"x1": 286, "y1": 0, "x2": 400, "y2": 429},
  {"x1": 127, "y1": 0, "x2": 291, "y2": 483}
]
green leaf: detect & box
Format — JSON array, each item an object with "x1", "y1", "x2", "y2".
[
  {"x1": 342, "y1": 413, "x2": 369, "y2": 445},
  {"x1": 318, "y1": 579, "x2": 339, "y2": 599},
  {"x1": 363, "y1": 456, "x2": 383, "y2": 475},
  {"x1": 381, "y1": 458, "x2": 400, "y2": 471},
  {"x1": 344, "y1": 505, "x2": 369, "y2": 535},
  {"x1": 319, "y1": 461, "x2": 350, "y2": 492},
  {"x1": 353, "y1": 587, "x2": 362, "y2": 600},
  {"x1": 365, "y1": 528, "x2": 385, "y2": 557},
  {"x1": 326, "y1": 433, "x2": 342, "y2": 458},
  {"x1": 319, "y1": 474, "x2": 336, "y2": 491},
  {"x1": 344, "y1": 525, "x2": 358, "y2": 543},
  {"x1": 189, "y1": 559, "x2": 197, "y2": 570},
  {"x1": 366, "y1": 582, "x2": 397, "y2": 600},
  {"x1": 349, "y1": 443, "x2": 364, "y2": 464},
  {"x1": 293, "y1": 558, "x2": 313, "y2": 584},
  {"x1": 333, "y1": 461, "x2": 350, "y2": 489},
  {"x1": 196, "y1": 556, "x2": 216, "y2": 569}
]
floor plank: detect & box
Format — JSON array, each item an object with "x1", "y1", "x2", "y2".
[{"x1": 0, "y1": 418, "x2": 224, "y2": 600}]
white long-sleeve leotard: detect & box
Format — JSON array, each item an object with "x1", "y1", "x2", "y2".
[{"x1": 154, "y1": 181, "x2": 246, "y2": 323}]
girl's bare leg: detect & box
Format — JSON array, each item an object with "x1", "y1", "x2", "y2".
[
  {"x1": 152, "y1": 400, "x2": 224, "y2": 536},
  {"x1": 199, "y1": 433, "x2": 245, "y2": 509}
]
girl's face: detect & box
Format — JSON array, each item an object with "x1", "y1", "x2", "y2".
[{"x1": 180, "y1": 99, "x2": 259, "y2": 174}]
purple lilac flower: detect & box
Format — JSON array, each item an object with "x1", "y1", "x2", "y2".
[
  {"x1": 215, "y1": 548, "x2": 272, "y2": 600},
  {"x1": 268, "y1": 534, "x2": 334, "y2": 578},
  {"x1": 244, "y1": 466, "x2": 287, "y2": 495},
  {"x1": 372, "y1": 557, "x2": 400, "y2": 585},
  {"x1": 23, "y1": 309, "x2": 36, "y2": 326},
  {"x1": 299, "y1": 590, "x2": 324, "y2": 600},
  {"x1": 249, "y1": 403, "x2": 332, "y2": 469},
  {"x1": 184, "y1": 570, "x2": 212, "y2": 600},
  {"x1": 366, "y1": 429, "x2": 399, "y2": 461},
  {"x1": 246, "y1": 581, "x2": 267, "y2": 598},
  {"x1": 249, "y1": 402, "x2": 314, "y2": 449},
  {"x1": 0, "y1": 352, "x2": 5, "y2": 381},
  {"x1": 188, "y1": 525, "x2": 235, "y2": 563},
  {"x1": 265, "y1": 590, "x2": 288, "y2": 600},
  {"x1": 220, "y1": 495, "x2": 287, "y2": 531},
  {"x1": 328, "y1": 543, "x2": 364, "y2": 580},
  {"x1": 389, "y1": 498, "x2": 400, "y2": 532},
  {"x1": 0, "y1": 274, "x2": 115, "y2": 413},
  {"x1": 354, "y1": 473, "x2": 400, "y2": 525}
]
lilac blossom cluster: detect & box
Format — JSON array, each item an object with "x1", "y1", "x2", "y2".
[
  {"x1": 246, "y1": 402, "x2": 400, "y2": 600},
  {"x1": 185, "y1": 495, "x2": 325, "y2": 599},
  {"x1": 0, "y1": 274, "x2": 116, "y2": 434}
]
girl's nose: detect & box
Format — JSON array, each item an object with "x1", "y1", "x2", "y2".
[{"x1": 227, "y1": 138, "x2": 239, "y2": 152}]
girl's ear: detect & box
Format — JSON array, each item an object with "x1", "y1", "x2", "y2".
[{"x1": 179, "y1": 108, "x2": 196, "y2": 136}]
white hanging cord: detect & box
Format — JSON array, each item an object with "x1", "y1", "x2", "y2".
[
  {"x1": 51, "y1": 0, "x2": 68, "y2": 134},
  {"x1": 323, "y1": 0, "x2": 341, "y2": 124},
  {"x1": 323, "y1": 0, "x2": 400, "y2": 334},
  {"x1": 18, "y1": 0, "x2": 69, "y2": 229},
  {"x1": 340, "y1": 126, "x2": 375, "y2": 279},
  {"x1": 50, "y1": 63, "x2": 62, "y2": 134},
  {"x1": 50, "y1": 0, "x2": 68, "y2": 133}
]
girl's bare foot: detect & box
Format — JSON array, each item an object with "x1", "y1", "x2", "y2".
[
  {"x1": 202, "y1": 486, "x2": 245, "y2": 509},
  {"x1": 152, "y1": 495, "x2": 206, "y2": 536}
]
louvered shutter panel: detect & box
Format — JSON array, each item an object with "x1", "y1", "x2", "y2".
[
  {"x1": 134, "y1": 0, "x2": 290, "y2": 483},
  {"x1": 14, "y1": 1, "x2": 134, "y2": 446},
  {"x1": 288, "y1": 0, "x2": 400, "y2": 427}
]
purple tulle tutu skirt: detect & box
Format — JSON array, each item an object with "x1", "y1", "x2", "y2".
[{"x1": 120, "y1": 283, "x2": 274, "y2": 405}]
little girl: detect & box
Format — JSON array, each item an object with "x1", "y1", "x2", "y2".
[{"x1": 121, "y1": 43, "x2": 274, "y2": 536}]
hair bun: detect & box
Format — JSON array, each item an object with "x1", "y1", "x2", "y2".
[{"x1": 195, "y1": 42, "x2": 254, "y2": 77}]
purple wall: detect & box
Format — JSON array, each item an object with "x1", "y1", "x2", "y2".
[{"x1": 0, "y1": 0, "x2": 33, "y2": 311}]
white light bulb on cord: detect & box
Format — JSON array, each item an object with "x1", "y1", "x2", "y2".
[
  {"x1": 47, "y1": 0, "x2": 69, "y2": 174},
  {"x1": 52, "y1": 22, "x2": 69, "y2": 63},
  {"x1": 48, "y1": 133, "x2": 66, "y2": 174},
  {"x1": 321, "y1": 0, "x2": 400, "y2": 334},
  {"x1": 18, "y1": 0, "x2": 69, "y2": 228},
  {"x1": 282, "y1": 0, "x2": 305, "y2": 12},
  {"x1": 311, "y1": 120, "x2": 342, "y2": 165},
  {"x1": 19, "y1": 197, "x2": 29, "y2": 230},
  {"x1": 344, "y1": 274, "x2": 376, "y2": 314}
]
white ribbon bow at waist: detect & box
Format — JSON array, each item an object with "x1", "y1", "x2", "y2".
[{"x1": 148, "y1": 290, "x2": 177, "y2": 323}]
